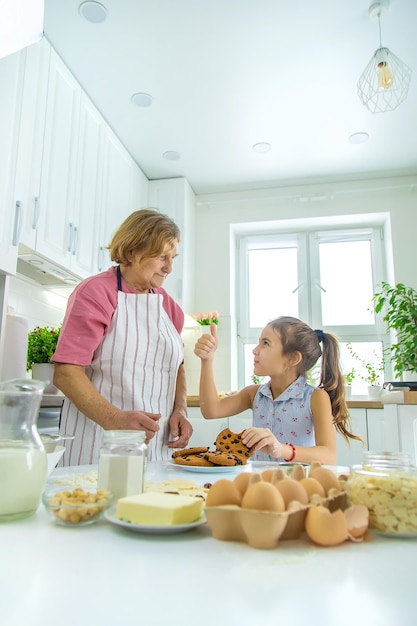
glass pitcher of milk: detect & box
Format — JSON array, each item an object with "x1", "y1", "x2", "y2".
[{"x1": 0, "y1": 379, "x2": 47, "y2": 521}]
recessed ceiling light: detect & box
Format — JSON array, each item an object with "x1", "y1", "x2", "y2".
[
  {"x1": 79, "y1": 2, "x2": 108, "y2": 24},
  {"x1": 131, "y1": 92, "x2": 153, "y2": 108},
  {"x1": 163, "y1": 151, "x2": 180, "y2": 161},
  {"x1": 349, "y1": 132, "x2": 370, "y2": 145},
  {"x1": 252, "y1": 142, "x2": 272, "y2": 153}
]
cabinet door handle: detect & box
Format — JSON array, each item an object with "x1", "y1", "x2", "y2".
[
  {"x1": 67, "y1": 223, "x2": 74, "y2": 253},
  {"x1": 97, "y1": 245, "x2": 104, "y2": 272},
  {"x1": 12, "y1": 201, "x2": 23, "y2": 246},
  {"x1": 71, "y1": 226, "x2": 78, "y2": 255},
  {"x1": 32, "y1": 197, "x2": 40, "y2": 229}
]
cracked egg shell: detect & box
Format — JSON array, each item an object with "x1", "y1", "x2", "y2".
[
  {"x1": 241, "y1": 481, "x2": 285, "y2": 512},
  {"x1": 205, "y1": 479, "x2": 242, "y2": 507},
  {"x1": 305, "y1": 505, "x2": 348, "y2": 546},
  {"x1": 344, "y1": 505, "x2": 369, "y2": 540},
  {"x1": 274, "y1": 478, "x2": 309, "y2": 507},
  {"x1": 309, "y1": 467, "x2": 341, "y2": 495}
]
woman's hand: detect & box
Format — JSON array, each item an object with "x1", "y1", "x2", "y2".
[
  {"x1": 242, "y1": 427, "x2": 284, "y2": 458},
  {"x1": 194, "y1": 323, "x2": 218, "y2": 360},
  {"x1": 118, "y1": 410, "x2": 161, "y2": 444},
  {"x1": 168, "y1": 411, "x2": 193, "y2": 448}
]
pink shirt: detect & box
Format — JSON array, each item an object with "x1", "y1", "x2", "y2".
[{"x1": 52, "y1": 267, "x2": 184, "y2": 366}]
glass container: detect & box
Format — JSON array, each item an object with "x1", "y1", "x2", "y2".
[
  {"x1": 97, "y1": 430, "x2": 147, "y2": 500},
  {"x1": 348, "y1": 451, "x2": 417, "y2": 537},
  {"x1": 0, "y1": 379, "x2": 47, "y2": 521}
]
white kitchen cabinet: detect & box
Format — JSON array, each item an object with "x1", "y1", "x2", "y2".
[
  {"x1": 0, "y1": 50, "x2": 25, "y2": 275},
  {"x1": 148, "y1": 178, "x2": 195, "y2": 310},
  {"x1": 96, "y1": 129, "x2": 144, "y2": 273},
  {"x1": 336, "y1": 408, "x2": 368, "y2": 467},
  {"x1": 35, "y1": 48, "x2": 81, "y2": 268},
  {"x1": 383, "y1": 404, "x2": 417, "y2": 465},
  {"x1": 14, "y1": 39, "x2": 50, "y2": 251}
]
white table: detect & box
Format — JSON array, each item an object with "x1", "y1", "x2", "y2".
[{"x1": 2, "y1": 461, "x2": 416, "y2": 626}]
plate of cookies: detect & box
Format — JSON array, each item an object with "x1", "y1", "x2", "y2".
[{"x1": 171, "y1": 428, "x2": 254, "y2": 473}]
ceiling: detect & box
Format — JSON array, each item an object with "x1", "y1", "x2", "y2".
[{"x1": 43, "y1": 0, "x2": 417, "y2": 196}]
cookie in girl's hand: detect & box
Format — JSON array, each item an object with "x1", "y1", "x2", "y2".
[{"x1": 215, "y1": 428, "x2": 254, "y2": 461}]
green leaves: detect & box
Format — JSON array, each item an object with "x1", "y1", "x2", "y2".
[
  {"x1": 27, "y1": 325, "x2": 61, "y2": 371},
  {"x1": 373, "y1": 282, "x2": 417, "y2": 376}
]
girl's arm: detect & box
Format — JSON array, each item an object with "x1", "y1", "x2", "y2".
[
  {"x1": 242, "y1": 388, "x2": 337, "y2": 464},
  {"x1": 194, "y1": 323, "x2": 256, "y2": 419}
]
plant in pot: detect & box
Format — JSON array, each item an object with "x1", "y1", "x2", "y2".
[
  {"x1": 346, "y1": 344, "x2": 384, "y2": 398},
  {"x1": 372, "y1": 282, "x2": 417, "y2": 380},
  {"x1": 27, "y1": 325, "x2": 62, "y2": 393},
  {"x1": 343, "y1": 368, "x2": 356, "y2": 399}
]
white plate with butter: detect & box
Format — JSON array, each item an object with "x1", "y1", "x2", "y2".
[{"x1": 104, "y1": 506, "x2": 206, "y2": 534}]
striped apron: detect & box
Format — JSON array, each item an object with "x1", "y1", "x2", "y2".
[{"x1": 59, "y1": 271, "x2": 183, "y2": 465}]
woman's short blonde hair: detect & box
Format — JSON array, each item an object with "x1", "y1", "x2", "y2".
[{"x1": 108, "y1": 208, "x2": 180, "y2": 264}]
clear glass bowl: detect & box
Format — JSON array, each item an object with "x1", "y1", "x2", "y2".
[
  {"x1": 348, "y1": 452, "x2": 417, "y2": 538},
  {"x1": 42, "y1": 486, "x2": 113, "y2": 527}
]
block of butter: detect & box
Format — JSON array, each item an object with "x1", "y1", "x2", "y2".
[{"x1": 116, "y1": 492, "x2": 204, "y2": 525}]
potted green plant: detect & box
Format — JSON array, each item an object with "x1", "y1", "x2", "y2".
[
  {"x1": 372, "y1": 282, "x2": 417, "y2": 379},
  {"x1": 343, "y1": 368, "x2": 356, "y2": 399},
  {"x1": 27, "y1": 325, "x2": 61, "y2": 393},
  {"x1": 346, "y1": 343, "x2": 384, "y2": 397}
]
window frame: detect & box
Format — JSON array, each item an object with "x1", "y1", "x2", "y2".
[{"x1": 236, "y1": 223, "x2": 389, "y2": 388}]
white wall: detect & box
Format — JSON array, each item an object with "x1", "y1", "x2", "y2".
[{"x1": 193, "y1": 175, "x2": 417, "y2": 391}]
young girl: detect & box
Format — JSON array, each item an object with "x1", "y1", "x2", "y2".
[{"x1": 194, "y1": 315, "x2": 362, "y2": 465}]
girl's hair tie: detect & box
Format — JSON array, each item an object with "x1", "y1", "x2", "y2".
[{"x1": 315, "y1": 329, "x2": 324, "y2": 343}]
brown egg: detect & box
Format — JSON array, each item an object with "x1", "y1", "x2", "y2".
[
  {"x1": 299, "y1": 477, "x2": 326, "y2": 500},
  {"x1": 241, "y1": 481, "x2": 285, "y2": 512},
  {"x1": 274, "y1": 478, "x2": 309, "y2": 507},
  {"x1": 260, "y1": 469, "x2": 276, "y2": 482},
  {"x1": 205, "y1": 479, "x2": 242, "y2": 507},
  {"x1": 233, "y1": 472, "x2": 256, "y2": 496},
  {"x1": 309, "y1": 467, "x2": 341, "y2": 495},
  {"x1": 305, "y1": 505, "x2": 348, "y2": 546}
]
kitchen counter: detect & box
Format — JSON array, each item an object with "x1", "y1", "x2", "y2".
[
  {"x1": 1, "y1": 462, "x2": 415, "y2": 626},
  {"x1": 187, "y1": 395, "x2": 384, "y2": 409}
]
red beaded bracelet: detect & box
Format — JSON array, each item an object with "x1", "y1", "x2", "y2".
[{"x1": 284, "y1": 442, "x2": 296, "y2": 462}]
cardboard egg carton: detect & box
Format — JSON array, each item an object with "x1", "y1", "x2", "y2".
[{"x1": 205, "y1": 464, "x2": 349, "y2": 549}]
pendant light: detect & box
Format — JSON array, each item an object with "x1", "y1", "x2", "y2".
[{"x1": 357, "y1": 1, "x2": 412, "y2": 113}]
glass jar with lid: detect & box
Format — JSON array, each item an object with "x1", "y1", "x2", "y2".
[
  {"x1": 97, "y1": 430, "x2": 147, "y2": 500},
  {"x1": 347, "y1": 451, "x2": 417, "y2": 537}
]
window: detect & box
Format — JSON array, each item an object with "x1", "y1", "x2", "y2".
[{"x1": 237, "y1": 225, "x2": 389, "y2": 393}]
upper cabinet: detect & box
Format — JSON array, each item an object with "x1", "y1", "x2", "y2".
[
  {"x1": 148, "y1": 178, "x2": 195, "y2": 310},
  {"x1": 0, "y1": 49, "x2": 25, "y2": 274},
  {"x1": 97, "y1": 130, "x2": 148, "y2": 273},
  {"x1": 14, "y1": 38, "x2": 50, "y2": 251},
  {"x1": 1, "y1": 38, "x2": 149, "y2": 280}
]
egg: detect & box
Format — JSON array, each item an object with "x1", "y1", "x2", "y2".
[
  {"x1": 309, "y1": 467, "x2": 341, "y2": 494},
  {"x1": 305, "y1": 504, "x2": 348, "y2": 546},
  {"x1": 241, "y1": 481, "x2": 285, "y2": 512},
  {"x1": 260, "y1": 469, "x2": 276, "y2": 482},
  {"x1": 233, "y1": 472, "x2": 258, "y2": 496},
  {"x1": 274, "y1": 478, "x2": 309, "y2": 507},
  {"x1": 299, "y1": 477, "x2": 326, "y2": 500},
  {"x1": 205, "y1": 479, "x2": 242, "y2": 507}
]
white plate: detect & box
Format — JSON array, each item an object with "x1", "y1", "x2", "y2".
[
  {"x1": 168, "y1": 460, "x2": 245, "y2": 473},
  {"x1": 104, "y1": 506, "x2": 207, "y2": 534}
]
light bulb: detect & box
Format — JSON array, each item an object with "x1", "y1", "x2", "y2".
[{"x1": 377, "y1": 61, "x2": 393, "y2": 89}]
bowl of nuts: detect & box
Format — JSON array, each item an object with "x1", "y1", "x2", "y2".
[{"x1": 42, "y1": 486, "x2": 113, "y2": 527}]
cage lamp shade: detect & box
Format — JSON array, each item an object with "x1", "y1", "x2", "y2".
[{"x1": 357, "y1": 45, "x2": 412, "y2": 113}]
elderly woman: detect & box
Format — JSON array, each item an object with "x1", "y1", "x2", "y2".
[{"x1": 53, "y1": 209, "x2": 192, "y2": 465}]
